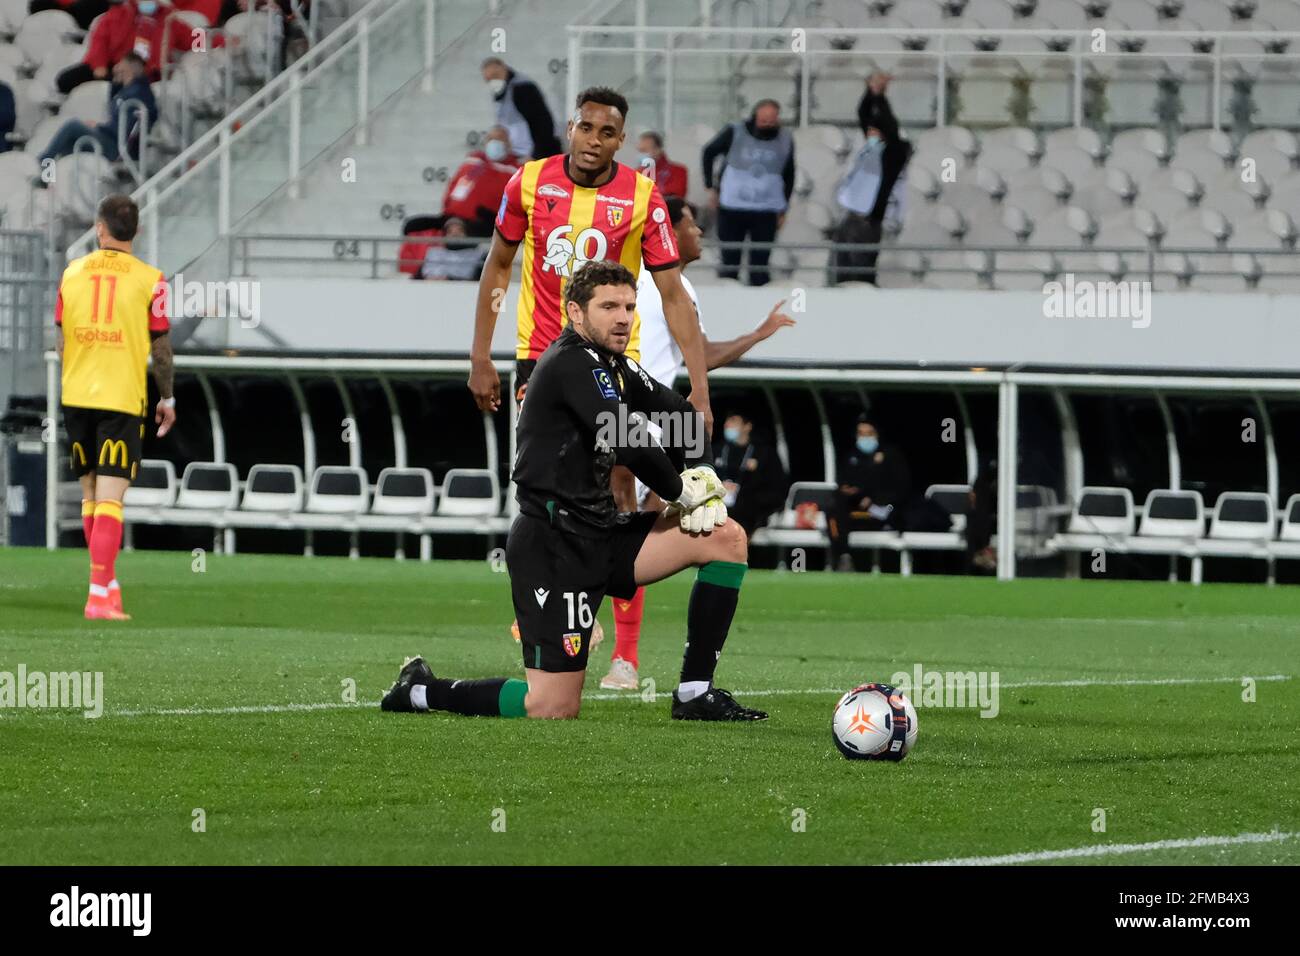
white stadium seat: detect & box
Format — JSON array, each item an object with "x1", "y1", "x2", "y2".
[
  {"x1": 176, "y1": 462, "x2": 239, "y2": 511},
  {"x1": 306, "y1": 466, "x2": 369, "y2": 514},
  {"x1": 123, "y1": 459, "x2": 178, "y2": 509},
  {"x1": 436, "y1": 468, "x2": 499, "y2": 516},
  {"x1": 241, "y1": 464, "x2": 305, "y2": 512},
  {"x1": 372, "y1": 467, "x2": 435, "y2": 516}
]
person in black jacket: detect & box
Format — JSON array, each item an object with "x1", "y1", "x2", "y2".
[
  {"x1": 828, "y1": 416, "x2": 912, "y2": 571},
  {"x1": 831, "y1": 73, "x2": 912, "y2": 285},
  {"x1": 713, "y1": 412, "x2": 787, "y2": 537},
  {"x1": 481, "y1": 57, "x2": 561, "y2": 160},
  {"x1": 0, "y1": 80, "x2": 14, "y2": 154}
]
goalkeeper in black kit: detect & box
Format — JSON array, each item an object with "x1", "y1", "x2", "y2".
[{"x1": 380, "y1": 260, "x2": 766, "y2": 721}]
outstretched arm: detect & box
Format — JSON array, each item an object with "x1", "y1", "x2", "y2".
[
  {"x1": 651, "y1": 266, "x2": 712, "y2": 433},
  {"x1": 704, "y1": 298, "x2": 796, "y2": 370}
]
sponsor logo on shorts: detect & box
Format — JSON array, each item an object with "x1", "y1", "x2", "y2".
[
  {"x1": 562, "y1": 632, "x2": 582, "y2": 657},
  {"x1": 533, "y1": 587, "x2": 550, "y2": 608}
]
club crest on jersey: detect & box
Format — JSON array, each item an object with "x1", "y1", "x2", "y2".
[
  {"x1": 592, "y1": 367, "x2": 619, "y2": 400},
  {"x1": 606, "y1": 206, "x2": 624, "y2": 228},
  {"x1": 562, "y1": 632, "x2": 583, "y2": 657}
]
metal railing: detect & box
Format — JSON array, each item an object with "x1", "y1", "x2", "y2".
[
  {"x1": 224, "y1": 232, "x2": 1300, "y2": 288},
  {"x1": 65, "y1": 0, "x2": 441, "y2": 269},
  {"x1": 0, "y1": 231, "x2": 56, "y2": 405},
  {"x1": 567, "y1": 24, "x2": 1300, "y2": 131}
]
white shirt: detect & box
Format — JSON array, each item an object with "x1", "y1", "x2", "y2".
[{"x1": 635, "y1": 269, "x2": 704, "y2": 388}]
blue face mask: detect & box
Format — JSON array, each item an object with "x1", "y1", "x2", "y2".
[
  {"x1": 138, "y1": 0, "x2": 158, "y2": 13},
  {"x1": 865, "y1": 135, "x2": 882, "y2": 151},
  {"x1": 724, "y1": 427, "x2": 741, "y2": 444},
  {"x1": 484, "y1": 139, "x2": 507, "y2": 161},
  {"x1": 856, "y1": 436, "x2": 879, "y2": 455}
]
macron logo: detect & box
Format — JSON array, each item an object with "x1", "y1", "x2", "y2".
[
  {"x1": 50, "y1": 886, "x2": 151, "y2": 936},
  {"x1": 534, "y1": 588, "x2": 550, "y2": 608}
]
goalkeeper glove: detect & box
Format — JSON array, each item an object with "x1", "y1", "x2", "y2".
[{"x1": 672, "y1": 466, "x2": 728, "y2": 533}]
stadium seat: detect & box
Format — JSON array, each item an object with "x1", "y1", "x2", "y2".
[
  {"x1": 240, "y1": 464, "x2": 305, "y2": 512},
  {"x1": 123, "y1": 459, "x2": 178, "y2": 509},
  {"x1": 1136, "y1": 489, "x2": 1205, "y2": 540},
  {"x1": 306, "y1": 466, "x2": 369, "y2": 514},
  {"x1": 1206, "y1": 491, "x2": 1275, "y2": 543},
  {"x1": 750, "y1": 481, "x2": 835, "y2": 550},
  {"x1": 176, "y1": 462, "x2": 239, "y2": 511},
  {"x1": 436, "y1": 468, "x2": 499, "y2": 516},
  {"x1": 371, "y1": 467, "x2": 435, "y2": 516},
  {"x1": 1049, "y1": 486, "x2": 1136, "y2": 554}
]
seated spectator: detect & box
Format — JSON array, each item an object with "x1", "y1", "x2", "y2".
[
  {"x1": 713, "y1": 412, "x2": 787, "y2": 537},
  {"x1": 828, "y1": 416, "x2": 911, "y2": 571},
  {"x1": 415, "y1": 218, "x2": 487, "y2": 281},
  {"x1": 29, "y1": 0, "x2": 110, "y2": 32},
  {"x1": 39, "y1": 53, "x2": 157, "y2": 165},
  {"x1": 441, "y1": 126, "x2": 519, "y2": 236},
  {"x1": 55, "y1": 0, "x2": 188, "y2": 94},
  {"x1": 636, "y1": 130, "x2": 687, "y2": 198}
]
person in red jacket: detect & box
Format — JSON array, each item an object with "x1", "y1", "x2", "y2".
[
  {"x1": 54, "y1": 0, "x2": 191, "y2": 93},
  {"x1": 636, "y1": 130, "x2": 688, "y2": 199},
  {"x1": 441, "y1": 126, "x2": 520, "y2": 236},
  {"x1": 56, "y1": 0, "x2": 135, "y2": 94}
]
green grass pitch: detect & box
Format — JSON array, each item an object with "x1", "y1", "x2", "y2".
[{"x1": 1, "y1": 547, "x2": 1297, "y2": 865}]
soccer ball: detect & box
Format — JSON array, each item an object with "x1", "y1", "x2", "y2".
[{"x1": 832, "y1": 682, "x2": 918, "y2": 761}]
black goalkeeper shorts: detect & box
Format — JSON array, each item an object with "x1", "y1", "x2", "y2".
[
  {"x1": 64, "y1": 405, "x2": 144, "y2": 480},
  {"x1": 507, "y1": 510, "x2": 658, "y2": 673}
]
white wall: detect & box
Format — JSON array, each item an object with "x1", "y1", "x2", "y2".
[{"x1": 205, "y1": 279, "x2": 1300, "y2": 373}]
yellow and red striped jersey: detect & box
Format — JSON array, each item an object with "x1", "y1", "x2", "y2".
[
  {"x1": 56, "y1": 249, "x2": 168, "y2": 416},
  {"x1": 495, "y1": 155, "x2": 679, "y2": 361}
]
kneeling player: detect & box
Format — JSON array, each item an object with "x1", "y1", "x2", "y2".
[{"x1": 380, "y1": 260, "x2": 765, "y2": 721}]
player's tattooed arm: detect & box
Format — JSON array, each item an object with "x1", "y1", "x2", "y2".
[{"x1": 149, "y1": 331, "x2": 174, "y2": 399}]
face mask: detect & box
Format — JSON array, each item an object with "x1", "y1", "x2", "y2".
[
  {"x1": 724, "y1": 427, "x2": 741, "y2": 444},
  {"x1": 638, "y1": 153, "x2": 656, "y2": 173},
  {"x1": 484, "y1": 139, "x2": 507, "y2": 161},
  {"x1": 138, "y1": 0, "x2": 157, "y2": 13},
  {"x1": 865, "y1": 134, "x2": 881, "y2": 150},
  {"x1": 856, "y1": 436, "x2": 879, "y2": 455},
  {"x1": 486, "y1": 77, "x2": 506, "y2": 96}
]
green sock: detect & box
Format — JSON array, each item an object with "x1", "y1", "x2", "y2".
[{"x1": 681, "y1": 561, "x2": 746, "y2": 684}]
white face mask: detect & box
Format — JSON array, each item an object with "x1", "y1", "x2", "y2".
[
  {"x1": 484, "y1": 139, "x2": 508, "y2": 161},
  {"x1": 486, "y1": 77, "x2": 506, "y2": 96}
]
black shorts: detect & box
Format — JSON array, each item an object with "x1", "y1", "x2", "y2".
[
  {"x1": 507, "y1": 510, "x2": 658, "y2": 673},
  {"x1": 64, "y1": 405, "x2": 144, "y2": 480},
  {"x1": 513, "y1": 359, "x2": 536, "y2": 405}
]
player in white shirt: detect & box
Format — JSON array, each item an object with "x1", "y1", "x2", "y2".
[{"x1": 600, "y1": 197, "x2": 797, "y2": 690}]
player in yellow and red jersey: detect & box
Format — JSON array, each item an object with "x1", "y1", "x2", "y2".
[
  {"x1": 468, "y1": 86, "x2": 712, "y2": 650},
  {"x1": 468, "y1": 85, "x2": 710, "y2": 420},
  {"x1": 56, "y1": 195, "x2": 176, "y2": 620}
]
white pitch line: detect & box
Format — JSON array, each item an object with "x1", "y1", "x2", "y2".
[
  {"x1": 900, "y1": 829, "x2": 1297, "y2": 866},
  {"x1": 49, "y1": 672, "x2": 1285, "y2": 718}
]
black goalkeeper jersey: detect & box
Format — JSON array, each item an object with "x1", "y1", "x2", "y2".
[{"x1": 512, "y1": 326, "x2": 711, "y2": 535}]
